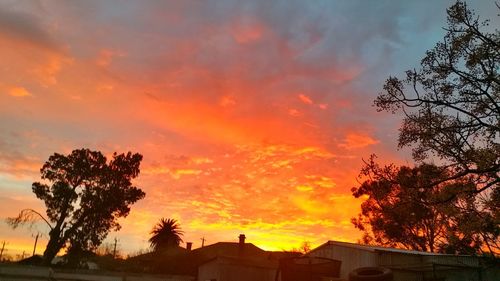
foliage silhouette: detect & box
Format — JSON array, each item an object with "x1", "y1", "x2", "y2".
[
  {"x1": 7, "y1": 148, "x2": 145, "y2": 265},
  {"x1": 375, "y1": 1, "x2": 499, "y2": 195},
  {"x1": 149, "y1": 218, "x2": 184, "y2": 252},
  {"x1": 353, "y1": 155, "x2": 499, "y2": 255}
]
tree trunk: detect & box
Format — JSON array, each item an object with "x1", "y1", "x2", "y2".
[{"x1": 41, "y1": 230, "x2": 64, "y2": 266}]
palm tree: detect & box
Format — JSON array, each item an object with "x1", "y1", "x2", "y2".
[{"x1": 149, "y1": 218, "x2": 184, "y2": 252}]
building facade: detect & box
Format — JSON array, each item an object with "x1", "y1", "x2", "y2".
[{"x1": 307, "y1": 241, "x2": 498, "y2": 281}]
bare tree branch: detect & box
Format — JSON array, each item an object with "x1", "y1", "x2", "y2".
[{"x1": 6, "y1": 208, "x2": 53, "y2": 230}]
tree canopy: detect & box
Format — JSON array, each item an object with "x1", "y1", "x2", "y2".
[
  {"x1": 375, "y1": 1, "x2": 499, "y2": 194},
  {"x1": 352, "y1": 156, "x2": 499, "y2": 255},
  {"x1": 7, "y1": 148, "x2": 145, "y2": 265},
  {"x1": 149, "y1": 218, "x2": 184, "y2": 252},
  {"x1": 357, "y1": 0, "x2": 500, "y2": 256}
]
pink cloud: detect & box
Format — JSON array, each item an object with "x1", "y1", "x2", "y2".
[
  {"x1": 298, "y1": 94, "x2": 314, "y2": 105},
  {"x1": 231, "y1": 21, "x2": 264, "y2": 44}
]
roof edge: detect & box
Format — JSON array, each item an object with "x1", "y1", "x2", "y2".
[{"x1": 310, "y1": 240, "x2": 479, "y2": 257}]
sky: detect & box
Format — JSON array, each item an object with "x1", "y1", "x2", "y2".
[{"x1": 0, "y1": 0, "x2": 498, "y2": 258}]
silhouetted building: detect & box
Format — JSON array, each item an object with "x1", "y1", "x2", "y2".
[
  {"x1": 307, "y1": 240, "x2": 499, "y2": 281},
  {"x1": 198, "y1": 256, "x2": 277, "y2": 281},
  {"x1": 126, "y1": 234, "x2": 301, "y2": 280},
  {"x1": 277, "y1": 256, "x2": 341, "y2": 281}
]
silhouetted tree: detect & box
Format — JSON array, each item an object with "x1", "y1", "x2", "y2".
[
  {"x1": 289, "y1": 241, "x2": 312, "y2": 254},
  {"x1": 7, "y1": 149, "x2": 145, "y2": 265},
  {"x1": 375, "y1": 1, "x2": 499, "y2": 195},
  {"x1": 352, "y1": 155, "x2": 499, "y2": 255},
  {"x1": 149, "y1": 218, "x2": 183, "y2": 252}
]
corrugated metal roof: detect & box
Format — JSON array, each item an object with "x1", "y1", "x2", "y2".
[{"x1": 314, "y1": 241, "x2": 472, "y2": 257}]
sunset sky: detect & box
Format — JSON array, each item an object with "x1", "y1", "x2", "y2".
[{"x1": 0, "y1": 0, "x2": 498, "y2": 258}]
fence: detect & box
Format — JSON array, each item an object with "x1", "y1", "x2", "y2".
[{"x1": 0, "y1": 264, "x2": 194, "y2": 281}]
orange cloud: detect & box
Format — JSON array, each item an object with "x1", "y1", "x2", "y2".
[
  {"x1": 288, "y1": 108, "x2": 302, "y2": 117},
  {"x1": 35, "y1": 55, "x2": 66, "y2": 86},
  {"x1": 0, "y1": 0, "x2": 419, "y2": 256},
  {"x1": 8, "y1": 86, "x2": 32, "y2": 97},
  {"x1": 339, "y1": 133, "x2": 379, "y2": 149},
  {"x1": 0, "y1": 33, "x2": 69, "y2": 88},
  {"x1": 219, "y1": 95, "x2": 236, "y2": 107},
  {"x1": 0, "y1": 156, "x2": 41, "y2": 179},
  {"x1": 128, "y1": 141, "x2": 368, "y2": 252},
  {"x1": 95, "y1": 48, "x2": 125, "y2": 67}
]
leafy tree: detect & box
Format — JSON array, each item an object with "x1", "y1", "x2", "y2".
[
  {"x1": 149, "y1": 218, "x2": 183, "y2": 252},
  {"x1": 7, "y1": 149, "x2": 145, "y2": 265},
  {"x1": 354, "y1": 157, "x2": 462, "y2": 252},
  {"x1": 442, "y1": 186, "x2": 500, "y2": 255},
  {"x1": 375, "y1": 1, "x2": 499, "y2": 194},
  {"x1": 352, "y1": 156, "x2": 499, "y2": 255}
]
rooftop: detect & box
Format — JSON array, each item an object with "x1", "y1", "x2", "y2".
[{"x1": 311, "y1": 240, "x2": 471, "y2": 257}]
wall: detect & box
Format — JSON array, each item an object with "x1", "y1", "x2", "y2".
[
  {"x1": 308, "y1": 244, "x2": 377, "y2": 279},
  {"x1": 307, "y1": 245, "x2": 498, "y2": 281},
  {"x1": 198, "y1": 258, "x2": 276, "y2": 281},
  {"x1": 198, "y1": 261, "x2": 220, "y2": 281},
  {"x1": 0, "y1": 264, "x2": 194, "y2": 281}
]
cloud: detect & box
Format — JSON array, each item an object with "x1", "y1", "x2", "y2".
[
  {"x1": 298, "y1": 94, "x2": 313, "y2": 105},
  {"x1": 219, "y1": 95, "x2": 236, "y2": 107},
  {"x1": 8, "y1": 86, "x2": 32, "y2": 97},
  {"x1": 1, "y1": 0, "x2": 489, "y2": 254},
  {"x1": 230, "y1": 17, "x2": 265, "y2": 44},
  {"x1": 339, "y1": 133, "x2": 380, "y2": 149},
  {"x1": 0, "y1": 6, "x2": 61, "y2": 53},
  {"x1": 131, "y1": 141, "x2": 367, "y2": 250},
  {"x1": 288, "y1": 108, "x2": 302, "y2": 117},
  {"x1": 0, "y1": 143, "x2": 41, "y2": 179},
  {"x1": 95, "y1": 48, "x2": 125, "y2": 67}
]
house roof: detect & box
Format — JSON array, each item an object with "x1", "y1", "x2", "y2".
[
  {"x1": 309, "y1": 240, "x2": 470, "y2": 257},
  {"x1": 266, "y1": 251, "x2": 302, "y2": 260},
  {"x1": 190, "y1": 242, "x2": 267, "y2": 259},
  {"x1": 125, "y1": 242, "x2": 270, "y2": 275},
  {"x1": 199, "y1": 255, "x2": 278, "y2": 269},
  {"x1": 127, "y1": 246, "x2": 188, "y2": 262}
]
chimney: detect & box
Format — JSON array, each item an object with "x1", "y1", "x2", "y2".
[
  {"x1": 186, "y1": 242, "x2": 192, "y2": 251},
  {"x1": 238, "y1": 234, "x2": 245, "y2": 256},
  {"x1": 239, "y1": 234, "x2": 246, "y2": 245}
]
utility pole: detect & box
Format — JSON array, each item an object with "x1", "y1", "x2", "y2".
[
  {"x1": 200, "y1": 237, "x2": 206, "y2": 248},
  {"x1": 113, "y1": 237, "x2": 118, "y2": 259},
  {"x1": 0, "y1": 241, "x2": 5, "y2": 261},
  {"x1": 32, "y1": 233, "x2": 40, "y2": 256}
]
